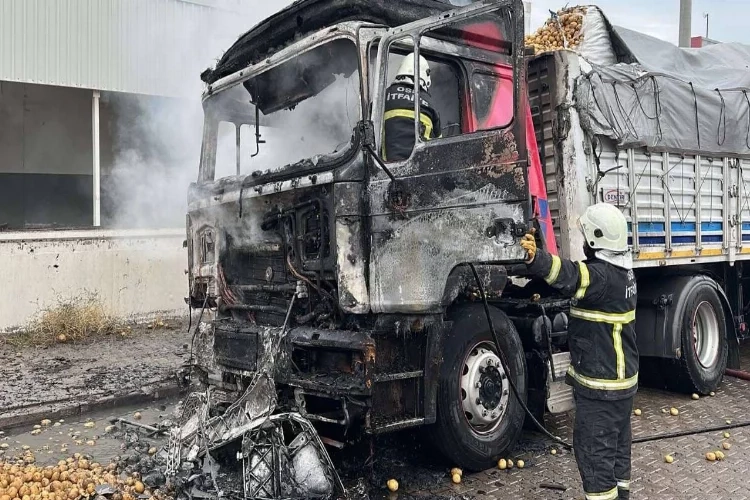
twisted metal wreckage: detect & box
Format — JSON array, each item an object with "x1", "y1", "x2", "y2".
[{"x1": 165, "y1": 293, "x2": 347, "y2": 500}]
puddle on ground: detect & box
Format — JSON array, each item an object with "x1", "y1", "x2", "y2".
[{"x1": 1, "y1": 398, "x2": 180, "y2": 466}]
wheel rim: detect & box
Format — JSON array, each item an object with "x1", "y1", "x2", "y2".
[
  {"x1": 460, "y1": 341, "x2": 510, "y2": 435},
  {"x1": 692, "y1": 301, "x2": 720, "y2": 369}
]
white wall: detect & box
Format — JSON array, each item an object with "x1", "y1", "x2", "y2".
[{"x1": 0, "y1": 229, "x2": 188, "y2": 332}]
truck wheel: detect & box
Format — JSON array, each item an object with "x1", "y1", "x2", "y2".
[
  {"x1": 430, "y1": 304, "x2": 527, "y2": 471},
  {"x1": 672, "y1": 281, "x2": 728, "y2": 394}
]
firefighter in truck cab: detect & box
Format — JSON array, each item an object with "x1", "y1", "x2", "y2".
[
  {"x1": 520, "y1": 203, "x2": 638, "y2": 500},
  {"x1": 382, "y1": 53, "x2": 441, "y2": 161}
]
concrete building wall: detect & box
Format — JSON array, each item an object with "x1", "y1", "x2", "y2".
[
  {"x1": 0, "y1": 0, "x2": 286, "y2": 98},
  {"x1": 0, "y1": 228, "x2": 187, "y2": 332}
]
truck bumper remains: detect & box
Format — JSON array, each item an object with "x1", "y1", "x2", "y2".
[{"x1": 166, "y1": 329, "x2": 346, "y2": 499}]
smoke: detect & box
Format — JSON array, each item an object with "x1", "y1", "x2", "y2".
[
  {"x1": 212, "y1": 72, "x2": 360, "y2": 180},
  {"x1": 103, "y1": 1, "x2": 294, "y2": 229}
]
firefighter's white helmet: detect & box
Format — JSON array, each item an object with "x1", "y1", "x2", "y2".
[
  {"x1": 578, "y1": 203, "x2": 629, "y2": 252},
  {"x1": 395, "y1": 53, "x2": 432, "y2": 92}
]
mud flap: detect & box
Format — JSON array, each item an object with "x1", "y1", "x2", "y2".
[{"x1": 546, "y1": 352, "x2": 574, "y2": 413}]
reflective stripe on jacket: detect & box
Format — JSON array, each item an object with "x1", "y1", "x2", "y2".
[
  {"x1": 382, "y1": 82, "x2": 441, "y2": 162},
  {"x1": 528, "y1": 249, "x2": 639, "y2": 400}
]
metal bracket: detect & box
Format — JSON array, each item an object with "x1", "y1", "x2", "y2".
[
  {"x1": 653, "y1": 294, "x2": 674, "y2": 310},
  {"x1": 486, "y1": 218, "x2": 527, "y2": 238},
  {"x1": 358, "y1": 120, "x2": 397, "y2": 183},
  {"x1": 358, "y1": 120, "x2": 376, "y2": 149}
]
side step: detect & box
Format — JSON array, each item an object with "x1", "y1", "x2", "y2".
[{"x1": 546, "y1": 352, "x2": 574, "y2": 414}]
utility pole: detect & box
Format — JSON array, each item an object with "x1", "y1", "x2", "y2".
[
  {"x1": 703, "y1": 12, "x2": 709, "y2": 38},
  {"x1": 678, "y1": 0, "x2": 692, "y2": 47}
]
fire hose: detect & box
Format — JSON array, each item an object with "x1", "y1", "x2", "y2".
[
  {"x1": 467, "y1": 263, "x2": 574, "y2": 450},
  {"x1": 725, "y1": 368, "x2": 750, "y2": 381}
]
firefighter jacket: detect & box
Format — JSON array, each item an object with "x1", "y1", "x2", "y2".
[
  {"x1": 527, "y1": 249, "x2": 639, "y2": 401},
  {"x1": 382, "y1": 82, "x2": 441, "y2": 162}
]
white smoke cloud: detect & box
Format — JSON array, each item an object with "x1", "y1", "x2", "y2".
[
  {"x1": 212, "y1": 73, "x2": 361, "y2": 180},
  {"x1": 103, "y1": 1, "x2": 294, "y2": 229}
]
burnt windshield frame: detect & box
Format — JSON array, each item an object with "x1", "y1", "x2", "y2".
[{"x1": 198, "y1": 32, "x2": 362, "y2": 184}]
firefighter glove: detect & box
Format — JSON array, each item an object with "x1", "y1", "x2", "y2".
[{"x1": 520, "y1": 230, "x2": 537, "y2": 264}]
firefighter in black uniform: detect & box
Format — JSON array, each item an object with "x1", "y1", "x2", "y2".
[
  {"x1": 520, "y1": 203, "x2": 638, "y2": 500},
  {"x1": 383, "y1": 53, "x2": 441, "y2": 162}
]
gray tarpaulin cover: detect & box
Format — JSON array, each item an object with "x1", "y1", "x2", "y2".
[{"x1": 575, "y1": 20, "x2": 750, "y2": 156}]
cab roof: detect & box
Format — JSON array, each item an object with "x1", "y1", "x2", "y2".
[{"x1": 201, "y1": 0, "x2": 456, "y2": 85}]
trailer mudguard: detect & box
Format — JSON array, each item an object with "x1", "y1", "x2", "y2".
[{"x1": 635, "y1": 274, "x2": 738, "y2": 368}]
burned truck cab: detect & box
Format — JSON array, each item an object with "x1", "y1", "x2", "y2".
[{"x1": 187, "y1": 0, "x2": 535, "y2": 471}]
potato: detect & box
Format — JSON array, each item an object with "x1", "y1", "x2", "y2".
[{"x1": 386, "y1": 479, "x2": 398, "y2": 492}]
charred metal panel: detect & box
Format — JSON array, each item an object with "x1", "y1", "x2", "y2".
[
  {"x1": 367, "y1": 314, "x2": 445, "y2": 431},
  {"x1": 214, "y1": 324, "x2": 260, "y2": 371},
  {"x1": 204, "y1": 0, "x2": 454, "y2": 84},
  {"x1": 210, "y1": 320, "x2": 273, "y2": 377},
  {"x1": 334, "y1": 182, "x2": 369, "y2": 313},
  {"x1": 279, "y1": 327, "x2": 375, "y2": 396},
  {"x1": 441, "y1": 264, "x2": 508, "y2": 305},
  {"x1": 368, "y1": 133, "x2": 529, "y2": 314}
]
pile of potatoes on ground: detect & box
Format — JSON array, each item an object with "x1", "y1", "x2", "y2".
[
  {"x1": 0, "y1": 454, "x2": 171, "y2": 500},
  {"x1": 525, "y1": 6, "x2": 587, "y2": 54}
]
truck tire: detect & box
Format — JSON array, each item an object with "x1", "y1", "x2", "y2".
[
  {"x1": 671, "y1": 280, "x2": 728, "y2": 394},
  {"x1": 430, "y1": 303, "x2": 527, "y2": 471}
]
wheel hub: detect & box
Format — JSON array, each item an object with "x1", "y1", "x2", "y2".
[
  {"x1": 478, "y1": 366, "x2": 503, "y2": 409},
  {"x1": 692, "y1": 301, "x2": 720, "y2": 369},
  {"x1": 461, "y1": 344, "x2": 510, "y2": 432}
]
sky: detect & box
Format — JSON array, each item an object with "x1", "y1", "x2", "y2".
[{"x1": 256, "y1": 1, "x2": 750, "y2": 47}]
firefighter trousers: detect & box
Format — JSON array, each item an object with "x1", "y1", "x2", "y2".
[{"x1": 573, "y1": 392, "x2": 634, "y2": 500}]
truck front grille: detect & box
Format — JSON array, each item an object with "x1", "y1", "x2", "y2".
[{"x1": 223, "y1": 244, "x2": 293, "y2": 326}]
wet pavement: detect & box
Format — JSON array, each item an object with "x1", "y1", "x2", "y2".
[{"x1": 0, "y1": 399, "x2": 178, "y2": 468}]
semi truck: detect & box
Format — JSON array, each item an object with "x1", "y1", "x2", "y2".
[{"x1": 186, "y1": 0, "x2": 749, "y2": 471}]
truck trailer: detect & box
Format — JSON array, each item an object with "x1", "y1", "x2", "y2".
[{"x1": 185, "y1": 0, "x2": 750, "y2": 471}]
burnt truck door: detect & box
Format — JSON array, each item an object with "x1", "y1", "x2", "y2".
[{"x1": 367, "y1": 0, "x2": 529, "y2": 314}]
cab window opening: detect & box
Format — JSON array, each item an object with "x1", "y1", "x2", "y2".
[{"x1": 200, "y1": 37, "x2": 361, "y2": 182}]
